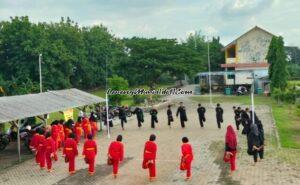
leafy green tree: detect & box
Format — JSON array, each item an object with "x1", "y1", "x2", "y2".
[
  {"x1": 267, "y1": 36, "x2": 288, "y2": 91},
  {"x1": 108, "y1": 75, "x2": 129, "y2": 105},
  {"x1": 266, "y1": 36, "x2": 278, "y2": 79}
]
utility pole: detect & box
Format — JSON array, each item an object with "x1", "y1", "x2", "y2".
[
  {"x1": 105, "y1": 55, "x2": 110, "y2": 138},
  {"x1": 39, "y1": 54, "x2": 42, "y2": 93},
  {"x1": 251, "y1": 71, "x2": 255, "y2": 125},
  {"x1": 207, "y1": 37, "x2": 213, "y2": 107}
]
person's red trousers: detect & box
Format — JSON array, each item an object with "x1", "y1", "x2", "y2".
[
  {"x1": 35, "y1": 152, "x2": 39, "y2": 164},
  {"x1": 229, "y1": 151, "x2": 237, "y2": 171},
  {"x1": 87, "y1": 157, "x2": 95, "y2": 173},
  {"x1": 185, "y1": 161, "x2": 192, "y2": 177},
  {"x1": 112, "y1": 159, "x2": 119, "y2": 175},
  {"x1": 45, "y1": 152, "x2": 52, "y2": 170},
  {"x1": 148, "y1": 161, "x2": 156, "y2": 178},
  {"x1": 38, "y1": 151, "x2": 46, "y2": 168},
  {"x1": 67, "y1": 155, "x2": 76, "y2": 173}
]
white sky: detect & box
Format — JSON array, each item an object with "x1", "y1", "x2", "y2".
[{"x1": 0, "y1": 0, "x2": 299, "y2": 47}]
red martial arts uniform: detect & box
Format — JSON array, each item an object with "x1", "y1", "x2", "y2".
[
  {"x1": 64, "y1": 138, "x2": 78, "y2": 174},
  {"x1": 37, "y1": 134, "x2": 46, "y2": 169},
  {"x1": 180, "y1": 143, "x2": 194, "y2": 178},
  {"x1": 64, "y1": 127, "x2": 73, "y2": 140},
  {"x1": 108, "y1": 141, "x2": 124, "y2": 175},
  {"x1": 224, "y1": 125, "x2": 237, "y2": 172},
  {"x1": 143, "y1": 141, "x2": 157, "y2": 179},
  {"x1": 90, "y1": 121, "x2": 98, "y2": 138},
  {"x1": 58, "y1": 124, "x2": 65, "y2": 150},
  {"x1": 74, "y1": 122, "x2": 83, "y2": 144},
  {"x1": 82, "y1": 118, "x2": 91, "y2": 139},
  {"x1": 30, "y1": 133, "x2": 40, "y2": 164},
  {"x1": 82, "y1": 139, "x2": 98, "y2": 174},
  {"x1": 44, "y1": 137, "x2": 56, "y2": 171}
]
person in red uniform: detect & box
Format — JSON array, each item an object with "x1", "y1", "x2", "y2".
[
  {"x1": 224, "y1": 125, "x2": 237, "y2": 176},
  {"x1": 108, "y1": 135, "x2": 124, "y2": 178},
  {"x1": 30, "y1": 129, "x2": 40, "y2": 164},
  {"x1": 90, "y1": 116, "x2": 98, "y2": 139},
  {"x1": 58, "y1": 120, "x2": 65, "y2": 150},
  {"x1": 44, "y1": 132, "x2": 56, "y2": 172},
  {"x1": 82, "y1": 134, "x2": 98, "y2": 175},
  {"x1": 82, "y1": 117, "x2": 91, "y2": 139},
  {"x1": 50, "y1": 121, "x2": 59, "y2": 161},
  {"x1": 63, "y1": 133, "x2": 78, "y2": 175},
  {"x1": 74, "y1": 117, "x2": 83, "y2": 144},
  {"x1": 180, "y1": 137, "x2": 194, "y2": 181},
  {"x1": 142, "y1": 134, "x2": 157, "y2": 182},
  {"x1": 36, "y1": 129, "x2": 46, "y2": 169}
]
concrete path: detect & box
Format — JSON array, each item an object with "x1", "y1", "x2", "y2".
[{"x1": 0, "y1": 93, "x2": 299, "y2": 185}]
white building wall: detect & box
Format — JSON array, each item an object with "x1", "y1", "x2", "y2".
[{"x1": 236, "y1": 29, "x2": 273, "y2": 63}]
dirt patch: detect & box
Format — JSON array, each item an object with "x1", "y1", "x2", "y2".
[
  {"x1": 54, "y1": 157, "x2": 133, "y2": 185},
  {"x1": 209, "y1": 141, "x2": 241, "y2": 185}
]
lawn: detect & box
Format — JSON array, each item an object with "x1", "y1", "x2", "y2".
[{"x1": 191, "y1": 95, "x2": 300, "y2": 149}]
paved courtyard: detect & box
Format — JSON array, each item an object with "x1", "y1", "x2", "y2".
[{"x1": 0, "y1": 95, "x2": 300, "y2": 185}]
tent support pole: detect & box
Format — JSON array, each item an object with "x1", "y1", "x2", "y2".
[{"x1": 16, "y1": 120, "x2": 21, "y2": 162}]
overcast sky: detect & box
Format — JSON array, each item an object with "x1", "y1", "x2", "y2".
[{"x1": 0, "y1": 0, "x2": 299, "y2": 47}]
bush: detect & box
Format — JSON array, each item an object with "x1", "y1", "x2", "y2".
[{"x1": 133, "y1": 95, "x2": 147, "y2": 105}]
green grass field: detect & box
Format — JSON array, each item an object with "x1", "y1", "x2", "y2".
[{"x1": 191, "y1": 95, "x2": 300, "y2": 149}]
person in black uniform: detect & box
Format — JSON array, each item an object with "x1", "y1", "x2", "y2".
[
  {"x1": 176, "y1": 102, "x2": 188, "y2": 128},
  {"x1": 150, "y1": 107, "x2": 158, "y2": 128},
  {"x1": 197, "y1": 104, "x2": 206, "y2": 128},
  {"x1": 118, "y1": 106, "x2": 127, "y2": 130},
  {"x1": 167, "y1": 105, "x2": 173, "y2": 128},
  {"x1": 215, "y1": 103, "x2": 223, "y2": 129},
  {"x1": 133, "y1": 107, "x2": 144, "y2": 128},
  {"x1": 256, "y1": 120, "x2": 264, "y2": 161},
  {"x1": 247, "y1": 123, "x2": 264, "y2": 165},
  {"x1": 233, "y1": 106, "x2": 241, "y2": 130},
  {"x1": 241, "y1": 108, "x2": 251, "y2": 135}
]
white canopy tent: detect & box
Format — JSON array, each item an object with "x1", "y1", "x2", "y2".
[{"x1": 0, "y1": 88, "x2": 105, "y2": 161}]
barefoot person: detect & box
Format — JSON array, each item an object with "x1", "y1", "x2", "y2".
[
  {"x1": 30, "y1": 128, "x2": 41, "y2": 165},
  {"x1": 233, "y1": 106, "x2": 241, "y2": 130},
  {"x1": 143, "y1": 134, "x2": 157, "y2": 181},
  {"x1": 180, "y1": 137, "x2": 194, "y2": 181},
  {"x1": 133, "y1": 107, "x2": 144, "y2": 128},
  {"x1": 257, "y1": 120, "x2": 265, "y2": 161},
  {"x1": 247, "y1": 124, "x2": 263, "y2": 165},
  {"x1": 167, "y1": 105, "x2": 173, "y2": 128},
  {"x1": 108, "y1": 135, "x2": 124, "y2": 178},
  {"x1": 44, "y1": 132, "x2": 56, "y2": 172},
  {"x1": 36, "y1": 129, "x2": 46, "y2": 170},
  {"x1": 149, "y1": 107, "x2": 158, "y2": 129},
  {"x1": 224, "y1": 125, "x2": 237, "y2": 175},
  {"x1": 118, "y1": 106, "x2": 127, "y2": 130},
  {"x1": 197, "y1": 104, "x2": 206, "y2": 128},
  {"x1": 215, "y1": 103, "x2": 224, "y2": 129},
  {"x1": 63, "y1": 133, "x2": 78, "y2": 175},
  {"x1": 176, "y1": 102, "x2": 188, "y2": 128},
  {"x1": 82, "y1": 134, "x2": 97, "y2": 175}
]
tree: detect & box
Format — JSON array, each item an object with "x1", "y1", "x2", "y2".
[
  {"x1": 267, "y1": 36, "x2": 288, "y2": 91},
  {"x1": 108, "y1": 75, "x2": 129, "y2": 105},
  {"x1": 266, "y1": 36, "x2": 277, "y2": 79}
]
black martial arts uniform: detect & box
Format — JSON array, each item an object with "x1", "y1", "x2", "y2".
[
  {"x1": 133, "y1": 107, "x2": 144, "y2": 128},
  {"x1": 197, "y1": 106, "x2": 206, "y2": 127},
  {"x1": 167, "y1": 108, "x2": 173, "y2": 127},
  {"x1": 176, "y1": 106, "x2": 188, "y2": 128},
  {"x1": 215, "y1": 106, "x2": 223, "y2": 129},
  {"x1": 150, "y1": 109, "x2": 158, "y2": 128}
]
